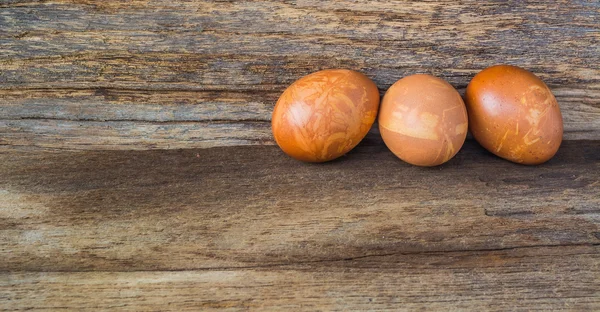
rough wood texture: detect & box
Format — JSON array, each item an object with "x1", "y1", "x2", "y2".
[
  {"x1": 3, "y1": 246, "x2": 599, "y2": 311},
  {"x1": 2, "y1": 1, "x2": 600, "y2": 310},
  {"x1": 1, "y1": 141, "x2": 600, "y2": 310},
  {"x1": 1, "y1": 1, "x2": 599, "y2": 149}
]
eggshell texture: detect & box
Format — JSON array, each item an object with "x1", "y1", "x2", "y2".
[
  {"x1": 271, "y1": 69, "x2": 380, "y2": 162},
  {"x1": 465, "y1": 65, "x2": 563, "y2": 165},
  {"x1": 379, "y1": 74, "x2": 468, "y2": 166}
]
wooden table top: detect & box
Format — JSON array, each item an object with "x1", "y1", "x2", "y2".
[{"x1": 1, "y1": 1, "x2": 599, "y2": 311}]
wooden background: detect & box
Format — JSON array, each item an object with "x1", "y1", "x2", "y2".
[{"x1": 1, "y1": 1, "x2": 599, "y2": 311}]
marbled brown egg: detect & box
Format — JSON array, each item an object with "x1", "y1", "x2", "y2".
[
  {"x1": 379, "y1": 74, "x2": 468, "y2": 166},
  {"x1": 465, "y1": 65, "x2": 563, "y2": 165},
  {"x1": 271, "y1": 69, "x2": 380, "y2": 162}
]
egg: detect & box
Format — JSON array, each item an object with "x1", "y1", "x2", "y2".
[
  {"x1": 465, "y1": 65, "x2": 563, "y2": 165},
  {"x1": 379, "y1": 74, "x2": 468, "y2": 166},
  {"x1": 271, "y1": 69, "x2": 380, "y2": 162}
]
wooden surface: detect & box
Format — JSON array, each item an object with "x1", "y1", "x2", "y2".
[
  {"x1": 1, "y1": 1, "x2": 600, "y2": 311},
  {"x1": 1, "y1": 0, "x2": 599, "y2": 150},
  {"x1": 1, "y1": 141, "x2": 599, "y2": 310}
]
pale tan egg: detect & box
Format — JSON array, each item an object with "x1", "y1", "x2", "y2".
[{"x1": 379, "y1": 74, "x2": 468, "y2": 166}]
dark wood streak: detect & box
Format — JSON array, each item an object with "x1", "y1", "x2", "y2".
[{"x1": 1, "y1": 140, "x2": 599, "y2": 271}]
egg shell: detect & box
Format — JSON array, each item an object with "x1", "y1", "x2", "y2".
[
  {"x1": 271, "y1": 69, "x2": 380, "y2": 162},
  {"x1": 379, "y1": 74, "x2": 468, "y2": 166},
  {"x1": 465, "y1": 65, "x2": 563, "y2": 165}
]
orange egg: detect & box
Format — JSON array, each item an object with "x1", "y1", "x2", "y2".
[
  {"x1": 465, "y1": 65, "x2": 563, "y2": 165},
  {"x1": 379, "y1": 74, "x2": 468, "y2": 166},
  {"x1": 271, "y1": 69, "x2": 380, "y2": 162}
]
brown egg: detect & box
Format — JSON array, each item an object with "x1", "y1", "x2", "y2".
[
  {"x1": 379, "y1": 74, "x2": 468, "y2": 166},
  {"x1": 271, "y1": 69, "x2": 380, "y2": 162},
  {"x1": 465, "y1": 65, "x2": 563, "y2": 165}
]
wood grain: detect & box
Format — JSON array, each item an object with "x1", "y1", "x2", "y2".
[
  {"x1": 2, "y1": 1, "x2": 600, "y2": 310},
  {"x1": 2, "y1": 245, "x2": 599, "y2": 311},
  {"x1": 1, "y1": 141, "x2": 599, "y2": 310},
  {"x1": 1, "y1": 0, "x2": 599, "y2": 150}
]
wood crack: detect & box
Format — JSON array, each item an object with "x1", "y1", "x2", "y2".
[
  {"x1": 2, "y1": 243, "x2": 597, "y2": 273},
  {"x1": 0, "y1": 86, "x2": 282, "y2": 94},
  {"x1": 4, "y1": 117, "x2": 271, "y2": 123}
]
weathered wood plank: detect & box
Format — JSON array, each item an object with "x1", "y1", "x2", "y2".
[
  {"x1": 1, "y1": 1, "x2": 598, "y2": 149},
  {"x1": 0, "y1": 89, "x2": 277, "y2": 122},
  {"x1": 1, "y1": 87, "x2": 598, "y2": 151},
  {"x1": 0, "y1": 87, "x2": 597, "y2": 124},
  {"x1": 1, "y1": 246, "x2": 599, "y2": 311},
  {"x1": 0, "y1": 86, "x2": 598, "y2": 150},
  {"x1": 0, "y1": 119, "x2": 273, "y2": 150},
  {"x1": 1, "y1": 36, "x2": 597, "y2": 90},
  {"x1": 1, "y1": 141, "x2": 598, "y2": 272},
  {"x1": 1, "y1": 0, "x2": 597, "y2": 88}
]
